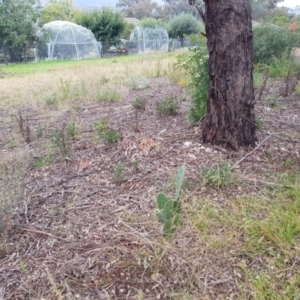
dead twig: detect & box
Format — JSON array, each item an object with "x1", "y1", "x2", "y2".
[
  {"x1": 21, "y1": 227, "x2": 71, "y2": 242},
  {"x1": 231, "y1": 134, "x2": 273, "y2": 170}
]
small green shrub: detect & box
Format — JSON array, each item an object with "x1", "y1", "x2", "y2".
[
  {"x1": 157, "y1": 166, "x2": 185, "y2": 238},
  {"x1": 157, "y1": 96, "x2": 179, "y2": 116},
  {"x1": 66, "y1": 121, "x2": 79, "y2": 139},
  {"x1": 254, "y1": 25, "x2": 300, "y2": 65},
  {"x1": 201, "y1": 163, "x2": 232, "y2": 188},
  {"x1": 50, "y1": 129, "x2": 71, "y2": 160},
  {"x1": 132, "y1": 98, "x2": 146, "y2": 110},
  {"x1": 94, "y1": 118, "x2": 120, "y2": 143},
  {"x1": 112, "y1": 163, "x2": 125, "y2": 185},
  {"x1": 175, "y1": 36, "x2": 208, "y2": 122},
  {"x1": 36, "y1": 125, "x2": 44, "y2": 138},
  {"x1": 256, "y1": 117, "x2": 264, "y2": 130},
  {"x1": 34, "y1": 155, "x2": 53, "y2": 168},
  {"x1": 95, "y1": 87, "x2": 121, "y2": 102},
  {"x1": 266, "y1": 97, "x2": 278, "y2": 108},
  {"x1": 45, "y1": 94, "x2": 58, "y2": 107}
]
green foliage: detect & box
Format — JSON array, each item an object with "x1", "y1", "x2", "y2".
[
  {"x1": 256, "y1": 117, "x2": 265, "y2": 130},
  {"x1": 45, "y1": 94, "x2": 58, "y2": 107},
  {"x1": 272, "y1": 15, "x2": 289, "y2": 27},
  {"x1": 94, "y1": 118, "x2": 120, "y2": 143},
  {"x1": 121, "y1": 21, "x2": 135, "y2": 40},
  {"x1": 66, "y1": 120, "x2": 79, "y2": 139},
  {"x1": 157, "y1": 96, "x2": 179, "y2": 116},
  {"x1": 168, "y1": 13, "x2": 200, "y2": 47},
  {"x1": 41, "y1": 0, "x2": 80, "y2": 24},
  {"x1": 175, "y1": 37, "x2": 208, "y2": 122},
  {"x1": 266, "y1": 97, "x2": 278, "y2": 108},
  {"x1": 75, "y1": 7, "x2": 125, "y2": 50},
  {"x1": 201, "y1": 163, "x2": 232, "y2": 188},
  {"x1": 50, "y1": 129, "x2": 71, "y2": 159},
  {"x1": 0, "y1": 0, "x2": 41, "y2": 62},
  {"x1": 34, "y1": 155, "x2": 53, "y2": 168},
  {"x1": 156, "y1": 166, "x2": 185, "y2": 238},
  {"x1": 95, "y1": 87, "x2": 121, "y2": 102},
  {"x1": 140, "y1": 18, "x2": 167, "y2": 29},
  {"x1": 253, "y1": 25, "x2": 300, "y2": 65},
  {"x1": 112, "y1": 163, "x2": 125, "y2": 185},
  {"x1": 296, "y1": 83, "x2": 300, "y2": 95},
  {"x1": 269, "y1": 53, "x2": 300, "y2": 78},
  {"x1": 132, "y1": 98, "x2": 146, "y2": 110},
  {"x1": 116, "y1": 0, "x2": 161, "y2": 19}
]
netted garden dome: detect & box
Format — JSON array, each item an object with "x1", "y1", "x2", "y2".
[
  {"x1": 35, "y1": 21, "x2": 101, "y2": 61},
  {"x1": 129, "y1": 26, "x2": 169, "y2": 53}
]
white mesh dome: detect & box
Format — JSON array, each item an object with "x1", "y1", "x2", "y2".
[
  {"x1": 35, "y1": 21, "x2": 101, "y2": 60},
  {"x1": 130, "y1": 26, "x2": 169, "y2": 53}
]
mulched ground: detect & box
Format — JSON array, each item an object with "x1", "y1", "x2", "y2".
[{"x1": 0, "y1": 76, "x2": 300, "y2": 299}]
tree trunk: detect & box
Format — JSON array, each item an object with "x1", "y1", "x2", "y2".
[{"x1": 202, "y1": 0, "x2": 256, "y2": 150}]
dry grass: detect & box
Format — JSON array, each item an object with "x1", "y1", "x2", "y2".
[
  {"x1": 0, "y1": 148, "x2": 31, "y2": 232},
  {"x1": 0, "y1": 53, "x2": 179, "y2": 107}
]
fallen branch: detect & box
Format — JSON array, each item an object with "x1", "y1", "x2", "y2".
[
  {"x1": 231, "y1": 134, "x2": 273, "y2": 171},
  {"x1": 21, "y1": 227, "x2": 71, "y2": 242}
]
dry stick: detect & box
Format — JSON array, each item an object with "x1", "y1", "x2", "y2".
[
  {"x1": 21, "y1": 227, "x2": 70, "y2": 242},
  {"x1": 231, "y1": 134, "x2": 273, "y2": 171}
]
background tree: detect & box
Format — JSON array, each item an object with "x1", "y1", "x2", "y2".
[
  {"x1": 121, "y1": 21, "x2": 136, "y2": 40},
  {"x1": 168, "y1": 13, "x2": 200, "y2": 47},
  {"x1": 116, "y1": 0, "x2": 161, "y2": 19},
  {"x1": 140, "y1": 17, "x2": 168, "y2": 29},
  {"x1": 75, "y1": 8, "x2": 125, "y2": 50},
  {"x1": 162, "y1": 0, "x2": 203, "y2": 18},
  {"x1": 194, "y1": 0, "x2": 256, "y2": 150},
  {"x1": 0, "y1": 0, "x2": 41, "y2": 63},
  {"x1": 41, "y1": 0, "x2": 80, "y2": 24}
]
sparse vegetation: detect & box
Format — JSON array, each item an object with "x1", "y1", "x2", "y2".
[
  {"x1": 201, "y1": 162, "x2": 232, "y2": 188},
  {"x1": 157, "y1": 96, "x2": 179, "y2": 115},
  {"x1": 156, "y1": 166, "x2": 185, "y2": 238},
  {"x1": 132, "y1": 97, "x2": 146, "y2": 111},
  {"x1": 95, "y1": 86, "x2": 121, "y2": 102},
  {"x1": 1, "y1": 50, "x2": 300, "y2": 299},
  {"x1": 0, "y1": 149, "x2": 30, "y2": 232},
  {"x1": 112, "y1": 163, "x2": 125, "y2": 185},
  {"x1": 94, "y1": 118, "x2": 120, "y2": 143}
]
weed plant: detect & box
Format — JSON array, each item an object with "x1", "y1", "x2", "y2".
[
  {"x1": 45, "y1": 94, "x2": 58, "y2": 107},
  {"x1": 256, "y1": 117, "x2": 264, "y2": 130},
  {"x1": 112, "y1": 163, "x2": 125, "y2": 185},
  {"x1": 95, "y1": 87, "x2": 121, "y2": 102},
  {"x1": 60, "y1": 78, "x2": 72, "y2": 101},
  {"x1": 157, "y1": 96, "x2": 179, "y2": 116},
  {"x1": 175, "y1": 36, "x2": 209, "y2": 122},
  {"x1": 266, "y1": 97, "x2": 278, "y2": 108},
  {"x1": 201, "y1": 162, "x2": 232, "y2": 188},
  {"x1": 50, "y1": 129, "x2": 71, "y2": 160},
  {"x1": 94, "y1": 118, "x2": 120, "y2": 143},
  {"x1": 157, "y1": 166, "x2": 185, "y2": 238},
  {"x1": 132, "y1": 98, "x2": 146, "y2": 110}
]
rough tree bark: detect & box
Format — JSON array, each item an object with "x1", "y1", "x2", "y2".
[{"x1": 199, "y1": 0, "x2": 256, "y2": 150}]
